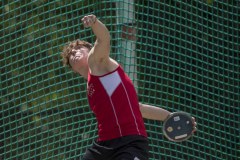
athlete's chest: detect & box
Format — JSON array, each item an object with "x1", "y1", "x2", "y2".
[{"x1": 87, "y1": 70, "x2": 124, "y2": 111}]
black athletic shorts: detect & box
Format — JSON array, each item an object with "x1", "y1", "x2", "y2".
[{"x1": 81, "y1": 135, "x2": 149, "y2": 160}]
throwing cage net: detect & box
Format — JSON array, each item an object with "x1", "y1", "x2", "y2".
[{"x1": 1, "y1": 0, "x2": 239, "y2": 159}]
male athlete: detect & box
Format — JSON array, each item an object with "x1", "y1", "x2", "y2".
[{"x1": 61, "y1": 15, "x2": 196, "y2": 160}]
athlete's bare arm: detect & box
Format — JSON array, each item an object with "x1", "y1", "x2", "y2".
[
  {"x1": 139, "y1": 103, "x2": 197, "y2": 132},
  {"x1": 81, "y1": 15, "x2": 117, "y2": 76},
  {"x1": 139, "y1": 103, "x2": 171, "y2": 121}
]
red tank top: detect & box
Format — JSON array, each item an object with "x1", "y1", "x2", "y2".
[{"x1": 87, "y1": 65, "x2": 147, "y2": 141}]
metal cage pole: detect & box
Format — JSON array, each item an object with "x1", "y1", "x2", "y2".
[{"x1": 116, "y1": 0, "x2": 138, "y2": 90}]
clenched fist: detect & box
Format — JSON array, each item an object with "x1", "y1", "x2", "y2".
[{"x1": 81, "y1": 14, "x2": 97, "y2": 28}]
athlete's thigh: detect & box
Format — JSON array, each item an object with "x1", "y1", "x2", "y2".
[
  {"x1": 113, "y1": 146, "x2": 149, "y2": 160},
  {"x1": 114, "y1": 136, "x2": 149, "y2": 160},
  {"x1": 114, "y1": 152, "x2": 148, "y2": 160},
  {"x1": 81, "y1": 141, "x2": 114, "y2": 160},
  {"x1": 81, "y1": 149, "x2": 96, "y2": 160}
]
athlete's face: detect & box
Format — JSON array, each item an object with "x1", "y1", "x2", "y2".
[{"x1": 69, "y1": 47, "x2": 89, "y2": 74}]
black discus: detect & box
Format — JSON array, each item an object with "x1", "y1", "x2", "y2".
[{"x1": 163, "y1": 112, "x2": 194, "y2": 142}]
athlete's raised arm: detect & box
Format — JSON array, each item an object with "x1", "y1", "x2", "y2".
[{"x1": 81, "y1": 15, "x2": 111, "y2": 66}]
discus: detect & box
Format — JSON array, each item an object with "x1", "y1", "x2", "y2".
[{"x1": 163, "y1": 112, "x2": 194, "y2": 142}]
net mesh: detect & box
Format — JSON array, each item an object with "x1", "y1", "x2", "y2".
[{"x1": 1, "y1": 0, "x2": 239, "y2": 160}]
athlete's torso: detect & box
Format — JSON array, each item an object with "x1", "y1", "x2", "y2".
[{"x1": 87, "y1": 65, "x2": 147, "y2": 141}]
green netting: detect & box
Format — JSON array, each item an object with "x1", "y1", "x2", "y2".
[{"x1": 1, "y1": 0, "x2": 239, "y2": 160}]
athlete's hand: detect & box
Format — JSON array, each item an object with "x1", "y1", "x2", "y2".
[
  {"x1": 81, "y1": 14, "x2": 97, "y2": 28},
  {"x1": 192, "y1": 117, "x2": 197, "y2": 133}
]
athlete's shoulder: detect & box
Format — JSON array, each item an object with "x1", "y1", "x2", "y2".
[{"x1": 89, "y1": 57, "x2": 120, "y2": 76}]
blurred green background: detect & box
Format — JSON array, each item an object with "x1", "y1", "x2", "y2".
[{"x1": 1, "y1": 0, "x2": 239, "y2": 159}]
